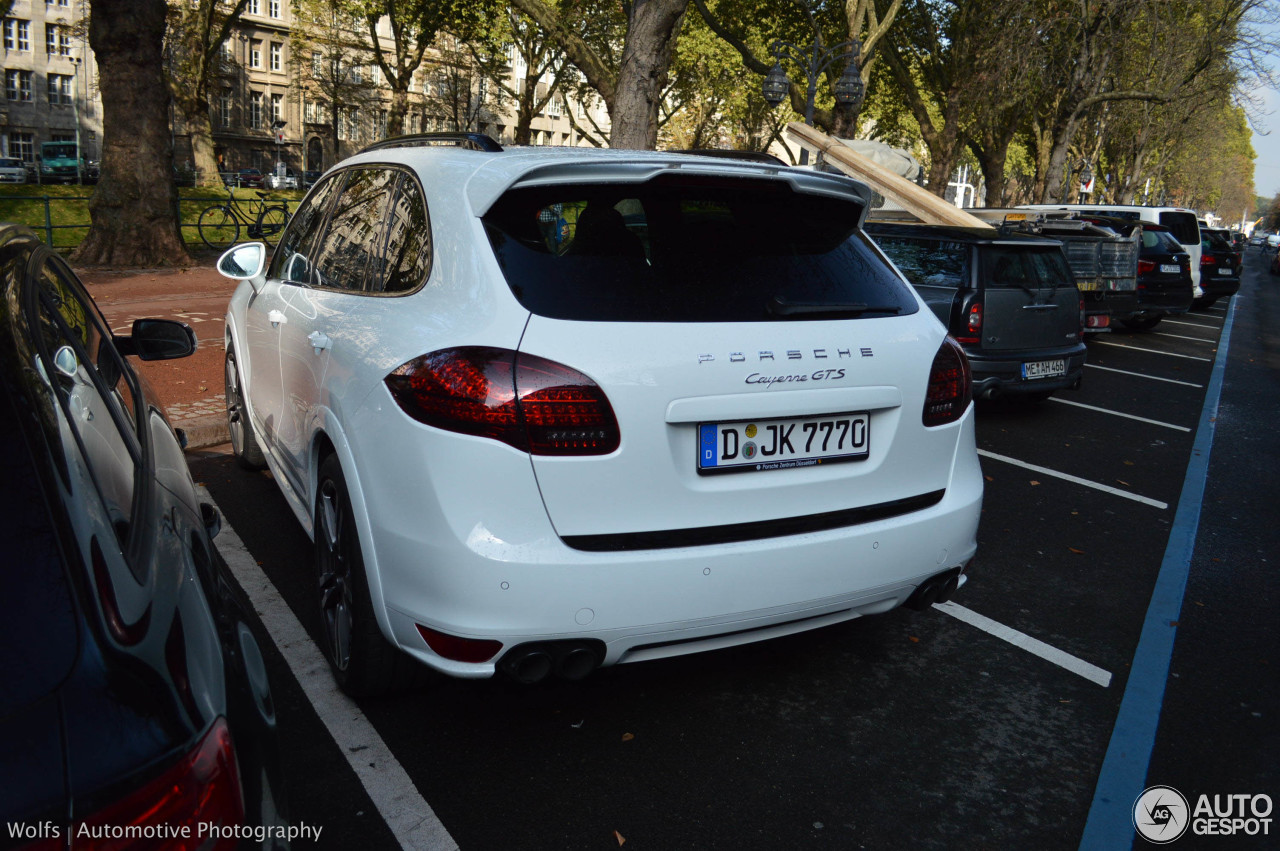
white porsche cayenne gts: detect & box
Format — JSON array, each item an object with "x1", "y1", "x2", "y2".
[{"x1": 219, "y1": 134, "x2": 982, "y2": 696}]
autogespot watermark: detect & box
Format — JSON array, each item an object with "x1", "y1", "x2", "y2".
[{"x1": 1133, "y1": 786, "x2": 1273, "y2": 843}]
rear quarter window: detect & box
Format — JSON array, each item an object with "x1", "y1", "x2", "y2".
[
  {"x1": 1159, "y1": 212, "x2": 1200, "y2": 246},
  {"x1": 873, "y1": 238, "x2": 969, "y2": 289},
  {"x1": 981, "y1": 246, "x2": 1075, "y2": 288},
  {"x1": 483, "y1": 178, "x2": 917, "y2": 323}
]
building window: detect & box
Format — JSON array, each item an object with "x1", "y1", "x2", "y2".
[
  {"x1": 304, "y1": 99, "x2": 317, "y2": 123},
  {"x1": 45, "y1": 0, "x2": 71, "y2": 7},
  {"x1": 219, "y1": 39, "x2": 233, "y2": 63},
  {"x1": 311, "y1": 51, "x2": 322, "y2": 77},
  {"x1": 377, "y1": 109, "x2": 387, "y2": 139},
  {"x1": 349, "y1": 64, "x2": 361, "y2": 85},
  {"x1": 6, "y1": 70, "x2": 32, "y2": 102},
  {"x1": 47, "y1": 74, "x2": 72, "y2": 105},
  {"x1": 547, "y1": 93, "x2": 561, "y2": 118},
  {"x1": 270, "y1": 42, "x2": 282, "y2": 72},
  {"x1": 8, "y1": 131, "x2": 34, "y2": 161},
  {"x1": 340, "y1": 108, "x2": 360, "y2": 142},
  {"x1": 271, "y1": 92, "x2": 283, "y2": 124},
  {"x1": 250, "y1": 91, "x2": 264, "y2": 129},
  {"x1": 45, "y1": 23, "x2": 71, "y2": 55},
  {"x1": 219, "y1": 90, "x2": 232, "y2": 127},
  {"x1": 246, "y1": 0, "x2": 260, "y2": 14},
  {"x1": 269, "y1": 0, "x2": 280, "y2": 18},
  {"x1": 250, "y1": 40, "x2": 262, "y2": 69},
  {"x1": 4, "y1": 19, "x2": 31, "y2": 52}
]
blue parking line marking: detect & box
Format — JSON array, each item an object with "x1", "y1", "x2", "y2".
[{"x1": 1077, "y1": 297, "x2": 1236, "y2": 849}]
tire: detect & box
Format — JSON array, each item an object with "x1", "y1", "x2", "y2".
[
  {"x1": 314, "y1": 454, "x2": 424, "y2": 697},
  {"x1": 225, "y1": 346, "x2": 266, "y2": 470},
  {"x1": 256, "y1": 205, "x2": 290, "y2": 247},
  {"x1": 199, "y1": 205, "x2": 240, "y2": 250},
  {"x1": 1122, "y1": 316, "x2": 1162, "y2": 331}
]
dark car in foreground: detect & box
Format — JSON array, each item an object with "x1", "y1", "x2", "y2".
[
  {"x1": 0, "y1": 224, "x2": 287, "y2": 846},
  {"x1": 1198, "y1": 229, "x2": 1242, "y2": 307},
  {"x1": 867, "y1": 222, "x2": 1086, "y2": 402}
]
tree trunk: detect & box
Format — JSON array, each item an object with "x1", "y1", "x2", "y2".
[
  {"x1": 388, "y1": 86, "x2": 410, "y2": 137},
  {"x1": 610, "y1": 0, "x2": 687, "y2": 149},
  {"x1": 175, "y1": 94, "x2": 222, "y2": 188},
  {"x1": 72, "y1": 0, "x2": 190, "y2": 267}
]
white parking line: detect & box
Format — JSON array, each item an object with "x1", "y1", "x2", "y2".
[
  {"x1": 1090, "y1": 340, "x2": 1211, "y2": 362},
  {"x1": 203, "y1": 489, "x2": 459, "y2": 851},
  {"x1": 977, "y1": 449, "x2": 1169, "y2": 509},
  {"x1": 1160, "y1": 318, "x2": 1220, "y2": 329},
  {"x1": 1150, "y1": 331, "x2": 1217, "y2": 344},
  {"x1": 1047, "y1": 397, "x2": 1191, "y2": 432},
  {"x1": 934, "y1": 602, "x2": 1113, "y2": 687},
  {"x1": 1084, "y1": 363, "x2": 1203, "y2": 387}
]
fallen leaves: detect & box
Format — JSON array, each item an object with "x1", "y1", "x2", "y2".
[
  {"x1": 1068, "y1": 547, "x2": 1084, "y2": 554},
  {"x1": 1029, "y1": 480, "x2": 1041, "y2": 486},
  {"x1": 621, "y1": 733, "x2": 635, "y2": 742},
  {"x1": 614, "y1": 830, "x2": 626, "y2": 846}
]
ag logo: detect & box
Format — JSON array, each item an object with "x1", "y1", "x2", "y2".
[{"x1": 1134, "y1": 786, "x2": 1190, "y2": 843}]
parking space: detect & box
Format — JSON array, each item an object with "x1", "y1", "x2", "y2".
[{"x1": 187, "y1": 268, "x2": 1264, "y2": 849}]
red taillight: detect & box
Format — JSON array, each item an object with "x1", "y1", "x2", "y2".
[
  {"x1": 1200, "y1": 255, "x2": 1217, "y2": 267},
  {"x1": 1137, "y1": 258, "x2": 1155, "y2": 275},
  {"x1": 955, "y1": 300, "x2": 983, "y2": 345},
  {"x1": 73, "y1": 718, "x2": 244, "y2": 850},
  {"x1": 923, "y1": 337, "x2": 971, "y2": 427},
  {"x1": 416, "y1": 625, "x2": 503, "y2": 663},
  {"x1": 385, "y1": 347, "x2": 621, "y2": 456}
]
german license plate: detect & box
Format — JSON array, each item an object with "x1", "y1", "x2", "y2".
[
  {"x1": 1218, "y1": 267, "x2": 1234, "y2": 275},
  {"x1": 1022, "y1": 359, "x2": 1066, "y2": 380},
  {"x1": 698, "y1": 413, "x2": 870, "y2": 474},
  {"x1": 1160, "y1": 264, "x2": 1180, "y2": 273}
]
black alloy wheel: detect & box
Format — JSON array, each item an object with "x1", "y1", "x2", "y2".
[{"x1": 225, "y1": 347, "x2": 266, "y2": 470}]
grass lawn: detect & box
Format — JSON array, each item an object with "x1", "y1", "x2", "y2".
[{"x1": 0, "y1": 183, "x2": 304, "y2": 252}]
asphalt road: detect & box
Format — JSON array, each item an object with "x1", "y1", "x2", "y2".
[{"x1": 187, "y1": 252, "x2": 1277, "y2": 850}]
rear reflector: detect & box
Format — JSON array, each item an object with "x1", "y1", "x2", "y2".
[
  {"x1": 922, "y1": 337, "x2": 971, "y2": 427},
  {"x1": 385, "y1": 347, "x2": 620, "y2": 455},
  {"x1": 417, "y1": 625, "x2": 503, "y2": 663}
]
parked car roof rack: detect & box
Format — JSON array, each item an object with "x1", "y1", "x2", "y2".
[{"x1": 359, "y1": 132, "x2": 504, "y2": 155}]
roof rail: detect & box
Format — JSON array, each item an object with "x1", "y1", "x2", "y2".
[
  {"x1": 667, "y1": 148, "x2": 786, "y2": 166},
  {"x1": 358, "y1": 132, "x2": 504, "y2": 155}
]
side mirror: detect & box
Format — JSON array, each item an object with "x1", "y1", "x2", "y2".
[
  {"x1": 218, "y1": 242, "x2": 267, "y2": 280},
  {"x1": 117, "y1": 318, "x2": 198, "y2": 361}
]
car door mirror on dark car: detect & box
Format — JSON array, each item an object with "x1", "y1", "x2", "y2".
[{"x1": 117, "y1": 318, "x2": 197, "y2": 361}]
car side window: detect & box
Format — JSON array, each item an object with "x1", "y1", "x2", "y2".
[
  {"x1": 375, "y1": 173, "x2": 432, "y2": 294},
  {"x1": 312, "y1": 167, "x2": 397, "y2": 292},
  {"x1": 269, "y1": 174, "x2": 342, "y2": 285},
  {"x1": 875, "y1": 237, "x2": 968, "y2": 289}
]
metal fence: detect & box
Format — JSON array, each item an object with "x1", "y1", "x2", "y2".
[{"x1": 0, "y1": 191, "x2": 299, "y2": 251}]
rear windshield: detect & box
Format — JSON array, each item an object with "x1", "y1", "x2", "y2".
[
  {"x1": 980, "y1": 246, "x2": 1075, "y2": 288},
  {"x1": 1158, "y1": 212, "x2": 1200, "y2": 246},
  {"x1": 1142, "y1": 230, "x2": 1184, "y2": 253},
  {"x1": 872, "y1": 237, "x2": 969, "y2": 289},
  {"x1": 483, "y1": 179, "x2": 918, "y2": 322}
]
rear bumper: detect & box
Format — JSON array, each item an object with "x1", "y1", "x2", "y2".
[
  {"x1": 965, "y1": 343, "x2": 1087, "y2": 398},
  {"x1": 356, "y1": 408, "x2": 984, "y2": 679},
  {"x1": 1200, "y1": 272, "x2": 1241, "y2": 299}
]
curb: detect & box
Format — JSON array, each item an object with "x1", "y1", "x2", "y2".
[{"x1": 175, "y1": 414, "x2": 230, "y2": 451}]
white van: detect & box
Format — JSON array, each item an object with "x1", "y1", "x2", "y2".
[{"x1": 1019, "y1": 204, "x2": 1204, "y2": 298}]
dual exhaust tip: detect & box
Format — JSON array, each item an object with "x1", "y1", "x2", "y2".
[
  {"x1": 499, "y1": 640, "x2": 605, "y2": 684},
  {"x1": 903, "y1": 568, "x2": 964, "y2": 611}
]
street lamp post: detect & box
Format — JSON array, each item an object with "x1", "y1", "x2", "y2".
[
  {"x1": 70, "y1": 56, "x2": 82, "y2": 185},
  {"x1": 760, "y1": 4, "x2": 865, "y2": 165}
]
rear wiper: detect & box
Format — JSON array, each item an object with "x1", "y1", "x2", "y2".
[{"x1": 769, "y1": 295, "x2": 903, "y2": 317}]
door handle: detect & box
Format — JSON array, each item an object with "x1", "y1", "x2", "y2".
[
  {"x1": 268, "y1": 309, "x2": 287, "y2": 327},
  {"x1": 308, "y1": 331, "x2": 332, "y2": 354}
]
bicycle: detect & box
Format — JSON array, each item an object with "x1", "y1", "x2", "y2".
[{"x1": 197, "y1": 186, "x2": 291, "y2": 251}]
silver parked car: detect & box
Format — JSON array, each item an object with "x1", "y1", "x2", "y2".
[{"x1": 0, "y1": 157, "x2": 28, "y2": 183}]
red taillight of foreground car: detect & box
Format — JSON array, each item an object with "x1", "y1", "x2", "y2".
[
  {"x1": 922, "y1": 337, "x2": 971, "y2": 427},
  {"x1": 71, "y1": 717, "x2": 244, "y2": 850},
  {"x1": 386, "y1": 347, "x2": 621, "y2": 455},
  {"x1": 1200, "y1": 254, "x2": 1217, "y2": 268},
  {"x1": 1137, "y1": 258, "x2": 1155, "y2": 276}
]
